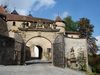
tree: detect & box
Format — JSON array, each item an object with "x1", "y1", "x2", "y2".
[
  {"x1": 64, "y1": 16, "x2": 99, "y2": 72},
  {"x1": 87, "y1": 37, "x2": 98, "y2": 55},
  {"x1": 77, "y1": 18, "x2": 98, "y2": 54},
  {"x1": 64, "y1": 16, "x2": 78, "y2": 32},
  {"x1": 77, "y1": 18, "x2": 94, "y2": 38},
  {"x1": 64, "y1": 17, "x2": 98, "y2": 54},
  {"x1": 64, "y1": 17, "x2": 94, "y2": 37}
]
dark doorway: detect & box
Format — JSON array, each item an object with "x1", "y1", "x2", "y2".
[
  {"x1": 33, "y1": 45, "x2": 43, "y2": 59},
  {"x1": 25, "y1": 45, "x2": 43, "y2": 65},
  {"x1": 36, "y1": 45, "x2": 42, "y2": 59}
]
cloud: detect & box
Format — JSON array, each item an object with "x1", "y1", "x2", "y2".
[
  {"x1": 61, "y1": 11, "x2": 69, "y2": 18},
  {"x1": 95, "y1": 36, "x2": 100, "y2": 54},
  {"x1": 96, "y1": 36, "x2": 100, "y2": 46},
  {"x1": 17, "y1": 9, "x2": 29, "y2": 15},
  {"x1": 0, "y1": 0, "x2": 56, "y2": 15},
  {"x1": 32, "y1": 0, "x2": 56, "y2": 11}
]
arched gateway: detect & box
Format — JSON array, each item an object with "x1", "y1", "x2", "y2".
[
  {"x1": 0, "y1": 6, "x2": 88, "y2": 70},
  {"x1": 26, "y1": 36, "x2": 52, "y2": 62}
]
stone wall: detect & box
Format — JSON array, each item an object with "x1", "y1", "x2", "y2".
[
  {"x1": 7, "y1": 20, "x2": 61, "y2": 62},
  {"x1": 64, "y1": 37, "x2": 87, "y2": 70},
  {"x1": 24, "y1": 31, "x2": 59, "y2": 61}
]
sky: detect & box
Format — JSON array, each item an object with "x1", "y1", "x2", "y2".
[{"x1": 0, "y1": 0, "x2": 100, "y2": 45}]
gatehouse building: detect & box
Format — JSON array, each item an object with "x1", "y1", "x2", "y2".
[{"x1": 0, "y1": 6, "x2": 88, "y2": 69}]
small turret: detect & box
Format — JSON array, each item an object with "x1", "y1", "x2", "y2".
[
  {"x1": 55, "y1": 16, "x2": 65, "y2": 33},
  {"x1": 11, "y1": 9, "x2": 19, "y2": 15},
  {"x1": 28, "y1": 11, "x2": 33, "y2": 17},
  {"x1": 28, "y1": 13, "x2": 33, "y2": 17},
  {"x1": 55, "y1": 16, "x2": 62, "y2": 22}
]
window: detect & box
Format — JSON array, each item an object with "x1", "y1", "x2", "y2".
[
  {"x1": 33, "y1": 22, "x2": 37, "y2": 28},
  {"x1": 13, "y1": 21, "x2": 16, "y2": 26},
  {"x1": 53, "y1": 24, "x2": 57, "y2": 29},
  {"x1": 22, "y1": 22, "x2": 25, "y2": 28},
  {"x1": 26, "y1": 22, "x2": 29, "y2": 27},
  {"x1": 47, "y1": 48, "x2": 51, "y2": 53}
]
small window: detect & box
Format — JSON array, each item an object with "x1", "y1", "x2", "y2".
[
  {"x1": 47, "y1": 48, "x2": 51, "y2": 53},
  {"x1": 43, "y1": 22, "x2": 45, "y2": 24},
  {"x1": 26, "y1": 22, "x2": 29, "y2": 27},
  {"x1": 34, "y1": 22, "x2": 37, "y2": 24},
  {"x1": 22, "y1": 22, "x2": 25, "y2": 28},
  {"x1": 53, "y1": 24, "x2": 57, "y2": 29},
  {"x1": 13, "y1": 21, "x2": 16, "y2": 26}
]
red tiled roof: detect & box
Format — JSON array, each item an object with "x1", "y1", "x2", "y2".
[
  {"x1": 0, "y1": 6, "x2": 5, "y2": 13},
  {"x1": 6, "y1": 14, "x2": 33, "y2": 22},
  {"x1": 6, "y1": 14, "x2": 54, "y2": 23},
  {"x1": 0, "y1": 6, "x2": 54, "y2": 23}
]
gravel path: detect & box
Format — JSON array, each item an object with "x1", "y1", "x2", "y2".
[{"x1": 0, "y1": 64, "x2": 86, "y2": 75}]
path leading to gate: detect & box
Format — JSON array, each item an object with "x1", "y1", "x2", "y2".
[{"x1": 0, "y1": 64, "x2": 86, "y2": 75}]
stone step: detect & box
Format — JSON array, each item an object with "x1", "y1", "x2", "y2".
[{"x1": 25, "y1": 60, "x2": 52, "y2": 65}]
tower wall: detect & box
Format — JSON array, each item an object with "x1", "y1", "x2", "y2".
[{"x1": 55, "y1": 22, "x2": 65, "y2": 33}]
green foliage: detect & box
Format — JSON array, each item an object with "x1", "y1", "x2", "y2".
[
  {"x1": 64, "y1": 16, "x2": 78, "y2": 32},
  {"x1": 88, "y1": 55, "x2": 100, "y2": 73},
  {"x1": 64, "y1": 16, "x2": 98, "y2": 54},
  {"x1": 63, "y1": 17, "x2": 94, "y2": 38},
  {"x1": 88, "y1": 73, "x2": 100, "y2": 75}
]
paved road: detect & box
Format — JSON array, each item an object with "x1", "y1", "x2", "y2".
[{"x1": 0, "y1": 64, "x2": 86, "y2": 75}]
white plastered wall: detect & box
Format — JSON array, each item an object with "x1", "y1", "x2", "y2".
[{"x1": 64, "y1": 38, "x2": 87, "y2": 59}]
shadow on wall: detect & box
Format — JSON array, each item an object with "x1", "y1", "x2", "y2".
[
  {"x1": 0, "y1": 35, "x2": 15, "y2": 65},
  {"x1": 25, "y1": 46, "x2": 31, "y2": 61},
  {"x1": 0, "y1": 14, "x2": 9, "y2": 36}
]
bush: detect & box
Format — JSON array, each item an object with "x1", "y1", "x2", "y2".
[
  {"x1": 94, "y1": 64, "x2": 100, "y2": 73},
  {"x1": 89, "y1": 55, "x2": 100, "y2": 73}
]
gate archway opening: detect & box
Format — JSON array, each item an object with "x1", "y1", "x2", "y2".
[
  {"x1": 26, "y1": 36, "x2": 52, "y2": 63},
  {"x1": 33, "y1": 45, "x2": 43, "y2": 59}
]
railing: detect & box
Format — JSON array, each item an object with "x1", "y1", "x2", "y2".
[{"x1": 18, "y1": 27, "x2": 60, "y2": 32}]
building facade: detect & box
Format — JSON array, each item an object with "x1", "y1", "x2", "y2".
[{"x1": 0, "y1": 6, "x2": 88, "y2": 69}]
